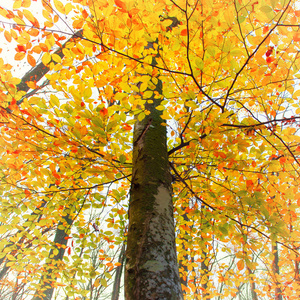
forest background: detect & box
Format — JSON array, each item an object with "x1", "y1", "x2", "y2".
[{"x1": 1, "y1": 0, "x2": 300, "y2": 299}]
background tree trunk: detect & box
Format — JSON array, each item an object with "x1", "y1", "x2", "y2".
[
  {"x1": 32, "y1": 211, "x2": 73, "y2": 300},
  {"x1": 272, "y1": 242, "x2": 282, "y2": 300}
]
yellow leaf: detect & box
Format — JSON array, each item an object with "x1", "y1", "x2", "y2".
[
  {"x1": 13, "y1": 0, "x2": 23, "y2": 9},
  {"x1": 23, "y1": 9, "x2": 36, "y2": 24},
  {"x1": 65, "y1": 3, "x2": 73, "y2": 14},
  {"x1": 293, "y1": 89, "x2": 300, "y2": 99},
  {"x1": 100, "y1": 278, "x2": 107, "y2": 287},
  {"x1": 51, "y1": 53, "x2": 62, "y2": 63},
  {"x1": 42, "y1": 52, "x2": 51, "y2": 66},
  {"x1": 143, "y1": 90, "x2": 153, "y2": 98},
  {"x1": 138, "y1": 112, "x2": 145, "y2": 121},
  {"x1": 94, "y1": 278, "x2": 100, "y2": 287},
  {"x1": 54, "y1": 0, "x2": 65, "y2": 14}
]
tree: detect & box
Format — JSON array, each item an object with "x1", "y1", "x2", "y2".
[{"x1": 1, "y1": 0, "x2": 300, "y2": 299}]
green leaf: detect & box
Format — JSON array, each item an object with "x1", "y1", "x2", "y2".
[{"x1": 119, "y1": 154, "x2": 127, "y2": 163}]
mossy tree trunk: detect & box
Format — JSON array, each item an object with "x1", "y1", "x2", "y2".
[{"x1": 125, "y1": 43, "x2": 183, "y2": 299}]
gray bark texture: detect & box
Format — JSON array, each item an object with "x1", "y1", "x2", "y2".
[{"x1": 125, "y1": 45, "x2": 183, "y2": 298}]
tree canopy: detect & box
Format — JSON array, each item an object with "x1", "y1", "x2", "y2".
[{"x1": 1, "y1": 0, "x2": 300, "y2": 299}]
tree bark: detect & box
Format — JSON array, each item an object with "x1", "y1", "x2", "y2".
[
  {"x1": 272, "y1": 242, "x2": 282, "y2": 300},
  {"x1": 125, "y1": 42, "x2": 183, "y2": 299},
  {"x1": 247, "y1": 266, "x2": 258, "y2": 300},
  {"x1": 32, "y1": 211, "x2": 73, "y2": 300},
  {"x1": 111, "y1": 243, "x2": 126, "y2": 300}
]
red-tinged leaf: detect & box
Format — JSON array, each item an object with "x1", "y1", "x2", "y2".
[
  {"x1": 263, "y1": 26, "x2": 269, "y2": 34},
  {"x1": 99, "y1": 108, "x2": 108, "y2": 116},
  {"x1": 265, "y1": 47, "x2": 273, "y2": 57},
  {"x1": 24, "y1": 190, "x2": 31, "y2": 197},
  {"x1": 180, "y1": 224, "x2": 190, "y2": 231},
  {"x1": 122, "y1": 123, "x2": 132, "y2": 131},
  {"x1": 6, "y1": 10, "x2": 15, "y2": 19},
  {"x1": 17, "y1": 45, "x2": 26, "y2": 52},
  {"x1": 246, "y1": 180, "x2": 254, "y2": 187},
  {"x1": 181, "y1": 29, "x2": 188, "y2": 36},
  {"x1": 82, "y1": 9, "x2": 88, "y2": 19},
  {"x1": 115, "y1": 0, "x2": 127, "y2": 11},
  {"x1": 27, "y1": 54, "x2": 36, "y2": 67},
  {"x1": 279, "y1": 157, "x2": 286, "y2": 164},
  {"x1": 67, "y1": 247, "x2": 71, "y2": 255}
]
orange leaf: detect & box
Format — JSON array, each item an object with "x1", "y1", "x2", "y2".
[
  {"x1": 263, "y1": 26, "x2": 269, "y2": 34},
  {"x1": 181, "y1": 29, "x2": 188, "y2": 36},
  {"x1": 82, "y1": 9, "x2": 88, "y2": 19},
  {"x1": 17, "y1": 45, "x2": 26, "y2": 52},
  {"x1": 237, "y1": 260, "x2": 244, "y2": 271},
  {"x1": 294, "y1": 33, "x2": 300, "y2": 42},
  {"x1": 115, "y1": 0, "x2": 127, "y2": 11},
  {"x1": 246, "y1": 180, "x2": 254, "y2": 187},
  {"x1": 122, "y1": 123, "x2": 132, "y2": 131},
  {"x1": 28, "y1": 28, "x2": 39, "y2": 37},
  {"x1": 100, "y1": 108, "x2": 108, "y2": 116},
  {"x1": 27, "y1": 54, "x2": 36, "y2": 67},
  {"x1": 32, "y1": 45, "x2": 42, "y2": 54},
  {"x1": 39, "y1": 43, "x2": 48, "y2": 52},
  {"x1": 15, "y1": 52, "x2": 26, "y2": 61},
  {"x1": 279, "y1": 156, "x2": 286, "y2": 164},
  {"x1": 4, "y1": 31, "x2": 12, "y2": 42},
  {"x1": 73, "y1": 19, "x2": 83, "y2": 29}
]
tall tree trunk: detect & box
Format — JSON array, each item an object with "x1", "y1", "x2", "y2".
[{"x1": 125, "y1": 41, "x2": 183, "y2": 299}]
